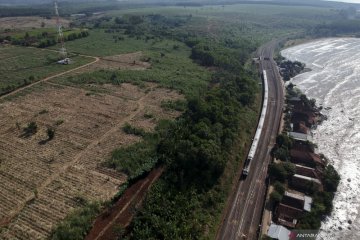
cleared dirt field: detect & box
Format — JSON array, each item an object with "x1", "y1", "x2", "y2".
[
  {"x1": 0, "y1": 17, "x2": 70, "y2": 29},
  {"x1": 0, "y1": 80, "x2": 182, "y2": 240},
  {"x1": 68, "y1": 52, "x2": 151, "y2": 75}
]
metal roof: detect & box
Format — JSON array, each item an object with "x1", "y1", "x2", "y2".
[
  {"x1": 293, "y1": 174, "x2": 322, "y2": 184},
  {"x1": 304, "y1": 196, "x2": 313, "y2": 212},
  {"x1": 288, "y1": 132, "x2": 312, "y2": 142},
  {"x1": 267, "y1": 223, "x2": 290, "y2": 240}
]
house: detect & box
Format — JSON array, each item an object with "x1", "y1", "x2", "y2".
[
  {"x1": 276, "y1": 203, "x2": 303, "y2": 228},
  {"x1": 267, "y1": 223, "x2": 291, "y2": 240},
  {"x1": 292, "y1": 141, "x2": 313, "y2": 152},
  {"x1": 292, "y1": 174, "x2": 322, "y2": 192},
  {"x1": 295, "y1": 164, "x2": 320, "y2": 179},
  {"x1": 292, "y1": 121, "x2": 310, "y2": 134},
  {"x1": 291, "y1": 111, "x2": 316, "y2": 128},
  {"x1": 290, "y1": 149, "x2": 324, "y2": 167},
  {"x1": 275, "y1": 191, "x2": 313, "y2": 228},
  {"x1": 288, "y1": 132, "x2": 312, "y2": 142}
]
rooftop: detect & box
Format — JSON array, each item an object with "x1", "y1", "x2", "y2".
[
  {"x1": 267, "y1": 223, "x2": 290, "y2": 240},
  {"x1": 304, "y1": 196, "x2": 313, "y2": 212},
  {"x1": 293, "y1": 174, "x2": 322, "y2": 185},
  {"x1": 295, "y1": 164, "x2": 318, "y2": 178},
  {"x1": 289, "y1": 132, "x2": 312, "y2": 142}
]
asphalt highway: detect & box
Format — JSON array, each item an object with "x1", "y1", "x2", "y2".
[{"x1": 216, "y1": 40, "x2": 284, "y2": 240}]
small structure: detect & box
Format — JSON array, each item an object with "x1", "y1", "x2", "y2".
[
  {"x1": 57, "y1": 58, "x2": 71, "y2": 65},
  {"x1": 292, "y1": 174, "x2": 322, "y2": 191},
  {"x1": 267, "y1": 223, "x2": 291, "y2": 240},
  {"x1": 275, "y1": 191, "x2": 313, "y2": 228},
  {"x1": 304, "y1": 196, "x2": 313, "y2": 212},
  {"x1": 288, "y1": 132, "x2": 312, "y2": 142},
  {"x1": 290, "y1": 149, "x2": 324, "y2": 167},
  {"x1": 276, "y1": 203, "x2": 302, "y2": 228},
  {"x1": 295, "y1": 164, "x2": 318, "y2": 178},
  {"x1": 293, "y1": 121, "x2": 310, "y2": 134}
]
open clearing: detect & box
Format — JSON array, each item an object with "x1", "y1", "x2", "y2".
[
  {"x1": 68, "y1": 51, "x2": 151, "y2": 75},
  {"x1": 0, "y1": 78, "x2": 182, "y2": 239},
  {"x1": 0, "y1": 16, "x2": 70, "y2": 29},
  {"x1": 0, "y1": 45, "x2": 92, "y2": 95}
]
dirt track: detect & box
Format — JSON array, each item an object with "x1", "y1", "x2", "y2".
[
  {"x1": 0, "y1": 54, "x2": 99, "y2": 100},
  {"x1": 86, "y1": 167, "x2": 164, "y2": 240}
]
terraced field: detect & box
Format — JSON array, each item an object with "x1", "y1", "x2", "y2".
[{"x1": 0, "y1": 81, "x2": 182, "y2": 239}]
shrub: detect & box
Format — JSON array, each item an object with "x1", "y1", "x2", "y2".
[
  {"x1": 50, "y1": 202, "x2": 101, "y2": 240},
  {"x1": 23, "y1": 122, "x2": 38, "y2": 137},
  {"x1": 323, "y1": 164, "x2": 340, "y2": 192},
  {"x1": 270, "y1": 191, "x2": 283, "y2": 203},
  {"x1": 122, "y1": 123, "x2": 146, "y2": 137},
  {"x1": 273, "y1": 181, "x2": 285, "y2": 195},
  {"x1": 47, "y1": 128, "x2": 55, "y2": 140}
]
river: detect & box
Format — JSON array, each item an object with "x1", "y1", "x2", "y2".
[{"x1": 281, "y1": 38, "x2": 360, "y2": 240}]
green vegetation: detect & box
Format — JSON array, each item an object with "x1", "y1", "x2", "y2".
[
  {"x1": 47, "y1": 127, "x2": 55, "y2": 140},
  {"x1": 298, "y1": 191, "x2": 335, "y2": 229},
  {"x1": 161, "y1": 99, "x2": 187, "y2": 112},
  {"x1": 105, "y1": 134, "x2": 158, "y2": 179},
  {"x1": 0, "y1": 46, "x2": 92, "y2": 95},
  {"x1": 22, "y1": 121, "x2": 38, "y2": 137},
  {"x1": 272, "y1": 58, "x2": 340, "y2": 231},
  {"x1": 323, "y1": 165, "x2": 341, "y2": 193},
  {"x1": 276, "y1": 57, "x2": 305, "y2": 81},
  {"x1": 54, "y1": 41, "x2": 211, "y2": 98},
  {"x1": 0, "y1": 28, "x2": 89, "y2": 48},
  {"x1": 122, "y1": 123, "x2": 146, "y2": 137},
  {"x1": 50, "y1": 201, "x2": 102, "y2": 240},
  {"x1": 271, "y1": 134, "x2": 293, "y2": 161},
  {"x1": 2, "y1": 1, "x2": 352, "y2": 238},
  {"x1": 268, "y1": 162, "x2": 296, "y2": 183}
]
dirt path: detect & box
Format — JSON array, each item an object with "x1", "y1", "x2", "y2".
[
  {"x1": 0, "y1": 54, "x2": 99, "y2": 100},
  {"x1": 85, "y1": 167, "x2": 165, "y2": 240}
]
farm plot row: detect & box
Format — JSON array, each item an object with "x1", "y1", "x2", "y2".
[{"x1": 0, "y1": 81, "x2": 182, "y2": 240}]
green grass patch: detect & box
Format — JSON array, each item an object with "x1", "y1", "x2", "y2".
[
  {"x1": 52, "y1": 39, "x2": 211, "y2": 98},
  {"x1": 0, "y1": 45, "x2": 93, "y2": 95},
  {"x1": 105, "y1": 135, "x2": 159, "y2": 179},
  {"x1": 122, "y1": 122, "x2": 146, "y2": 137}
]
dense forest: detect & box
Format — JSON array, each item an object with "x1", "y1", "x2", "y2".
[{"x1": 112, "y1": 14, "x2": 258, "y2": 239}]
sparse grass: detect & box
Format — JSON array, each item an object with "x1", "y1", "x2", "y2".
[
  {"x1": 52, "y1": 39, "x2": 211, "y2": 98},
  {"x1": 57, "y1": 29, "x2": 156, "y2": 56},
  {"x1": 0, "y1": 45, "x2": 93, "y2": 95}
]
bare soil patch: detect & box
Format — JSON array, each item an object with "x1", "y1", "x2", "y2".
[
  {"x1": 69, "y1": 52, "x2": 151, "y2": 75},
  {"x1": 0, "y1": 81, "x2": 181, "y2": 240},
  {"x1": 85, "y1": 167, "x2": 164, "y2": 240},
  {"x1": 0, "y1": 17, "x2": 70, "y2": 29}
]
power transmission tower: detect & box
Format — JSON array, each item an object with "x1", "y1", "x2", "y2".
[{"x1": 54, "y1": 0, "x2": 67, "y2": 58}]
